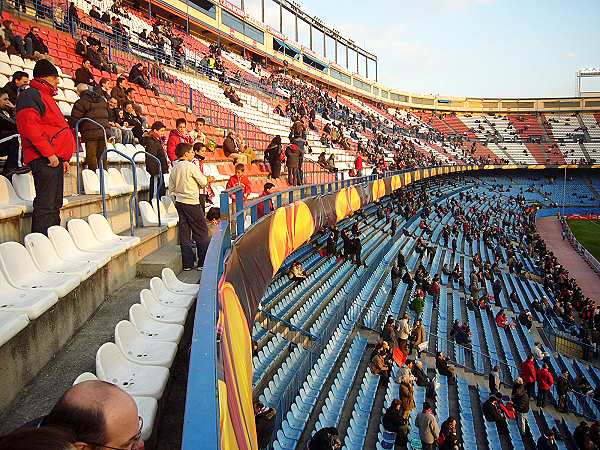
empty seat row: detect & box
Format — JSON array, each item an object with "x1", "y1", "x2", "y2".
[{"x1": 72, "y1": 268, "x2": 199, "y2": 440}]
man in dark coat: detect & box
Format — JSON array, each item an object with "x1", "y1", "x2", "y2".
[
  {"x1": 24, "y1": 26, "x2": 51, "y2": 60},
  {"x1": 511, "y1": 378, "x2": 529, "y2": 434},
  {"x1": 142, "y1": 121, "x2": 169, "y2": 201},
  {"x1": 391, "y1": 264, "x2": 402, "y2": 294},
  {"x1": 285, "y1": 143, "x2": 301, "y2": 186},
  {"x1": 74, "y1": 60, "x2": 96, "y2": 87},
  {"x1": 2, "y1": 70, "x2": 29, "y2": 105},
  {"x1": 254, "y1": 401, "x2": 276, "y2": 449},
  {"x1": 69, "y1": 84, "x2": 111, "y2": 171},
  {"x1": 0, "y1": 88, "x2": 29, "y2": 176}
]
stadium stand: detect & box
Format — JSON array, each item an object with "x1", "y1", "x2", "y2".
[{"x1": 0, "y1": 0, "x2": 599, "y2": 449}]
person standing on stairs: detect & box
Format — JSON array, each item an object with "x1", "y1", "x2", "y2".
[
  {"x1": 16, "y1": 60, "x2": 75, "y2": 235},
  {"x1": 511, "y1": 377, "x2": 529, "y2": 434},
  {"x1": 168, "y1": 143, "x2": 209, "y2": 271},
  {"x1": 142, "y1": 121, "x2": 169, "y2": 202}
]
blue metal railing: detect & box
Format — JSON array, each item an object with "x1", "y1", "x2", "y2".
[
  {"x1": 98, "y1": 148, "x2": 138, "y2": 236},
  {"x1": 75, "y1": 118, "x2": 108, "y2": 195},
  {"x1": 132, "y1": 150, "x2": 163, "y2": 228}
]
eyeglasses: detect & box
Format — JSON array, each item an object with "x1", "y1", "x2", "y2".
[{"x1": 86, "y1": 416, "x2": 143, "y2": 450}]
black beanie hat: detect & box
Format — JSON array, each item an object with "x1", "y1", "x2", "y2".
[{"x1": 33, "y1": 59, "x2": 59, "y2": 78}]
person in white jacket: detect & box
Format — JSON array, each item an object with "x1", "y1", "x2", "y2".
[
  {"x1": 168, "y1": 142, "x2": 209, "y2": 271},
  {"x1": 397, "y1": 313, "x2": 412, "y2": 354}
]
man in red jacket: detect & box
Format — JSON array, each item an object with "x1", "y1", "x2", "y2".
[
  {"x1": 354, "y1": 153, "x2": 363, "y2": 177},
  {"x1": 16, "y1": 59, "x2": 75, "y2": 235},
  {"x1": 536, "y1": 363, "x2": 554, "y2": 408},
  {"x1": 520, "y1": 354, "x2": 537, "y2": 398},
  {"x1": 166, "y1": 118, "x2": 192, "y2": 162}
]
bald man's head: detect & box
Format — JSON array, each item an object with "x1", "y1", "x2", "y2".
[{"x1": 44, "y1": 381, "x2": 140, "y2": 449}]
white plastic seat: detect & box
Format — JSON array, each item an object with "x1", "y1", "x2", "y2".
[
  {"x1": 67, "y1": 219, "x2": 128, "y2": 257},
  {"x1": 160, "y1": 195, "x2": 175, "y2": 212},
  {"x1": 152, "y1": 199, "x2": 178, "y2": 221},
  {"x1": 58, "y1": 101, "x2": 72, "y2": 116},
  {"x1": 161, "y1": 267, "x2": 199, "y2": 296},
  {"x1": 0, "y1": 242, "x2": 80, "y2": 297},
  {"x1": 0, "y1": 310, "x2": 29, "y2": 347},
  {"x1": 72, "y1": 370, "x2": 158, "y2": 441},
  {"x1": 11, "y1": 172, "x2": 68, "y2": 207},
  {"x1": 88, "y1": 214, "x2": 140, "y2": 249},
  {"x1": 149, "y1": 277, "x2": 195, "y2": 309},
  {"x1": 108, "y1": 168, "x2": 134, "y2": 194},
  {"x1": 0, "y1": 265, "x2": 58, "y2": 319},
  {"x1": 115, "y1": 320, "x2": 178, "y2": 367},
  {"x1": 96, "y1": 342, "x2": 169, "y2": 399},
  {"x1": 136, "y1": 167, "x2": 150, "y2": 189},
  {"x1": 129, "y1": 304, "x2": 184, "y2": 342},
  {"x1": 0, "y1": 61, "x2": 11, "y2": 76},
  {"x1": 82, "y1": 169, "x2": 101, "y2": 194},
  {"x1": 25, "y1": 232, "x2": 97, "y2": 281},
  {"x1": 73, "y1": 372, "x2": 98, "y2": 385},
  {"x1": 64, "y1": 89, "x2": 79, "y2": 103},
  {"x1": 60, "y1": 77, "x2": 75, "y2": 90},
  {"x1": 138, "y1": 201, "x2": 178, "y2": 228},
  {"x1": 140, "y1": 289, "x2": 187, "y2": 325},
  {"x1": 120, "y1": 167, "x2": 139, "y2": 192},
  {"x1": 96, "y1": 169, "x2": 129, "y2": 195},
  {"x1": 47, "y1": 225, "x2": 111, "y2": 268},
  {"x1": 0, "y1": 175, "x2": 29, "y2": 213}
]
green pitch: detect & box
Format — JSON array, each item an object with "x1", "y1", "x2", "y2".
[{"x1": 567, "y1": 219, "x2": 600, "y2": 262}]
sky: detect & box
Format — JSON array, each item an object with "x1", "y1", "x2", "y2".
[{"x1": 295, "y1": 0, "x2": 600, "y2": 99}]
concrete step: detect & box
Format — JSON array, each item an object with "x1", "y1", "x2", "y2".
[{"x1": 137, "y1": 243, "x2": 184, "y2": 278}]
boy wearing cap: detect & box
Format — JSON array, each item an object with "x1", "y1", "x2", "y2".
[
  {"x1": 16, "y1": 59, "x2": 75, "y2": 235},
  {"x1": 168, "y1": 142, "x2": 209, "y2": 271}
]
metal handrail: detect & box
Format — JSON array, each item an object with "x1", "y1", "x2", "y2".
[
  {"x1": 74, "y1": 118, "x2": 108, "y2": 195},
  {"x1": 98, "y1": 148, "x2": 138, "y2": 236},
  {"x1": 221, "y1": 169, "x2": 387, "y2": 238},
  {"x1": 132, "y1": 150, "x2": 163, "y2": 227},
  {"x1": 0, "y1": 134, "x2": 23, "y2": 172}
]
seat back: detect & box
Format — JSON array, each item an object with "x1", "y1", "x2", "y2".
[
  {"x1": 67, "y1": 219, "x2": 100, "y2": 248},
  {"x1": 140, "y1": 288, "x2": 161, "y2": 311},
  {"x1": 0, "y1": 176, "x2": 22, "y2": 206},
  {"x1": 48, "y1": 225, "x2": 81, "y2": 259},
  {"x1": 96, "y1": 342, "x2": 127, "y2": 381},
  {"x1": 129, "y1": 303, "x2": 152, "y2": 330},
  {"x1": 0, "y1": 241, "x2": 40, "y2": 284},
  {"x1": 115, "y1": 320, "x2": 140, "y2": 352},
  {"x1": 138, "y1": 201, "x2": 158, "y2": 226},
  {"x1": 11, "y1": 173, "x2": 35, "y2": 202},
  {"x1": 73, "y1": 372, "x2": 98, "y2": 385},
  {"x1": 24, "y1": 233, "x2": 61, "y2": 271},
  {"x1": 108, "y1": 168, "x2": 130, "y2": 191},
  {"x1": 161, "y1": 196, "x2": 177, "y2": 215},
  {"x1": 161, "y1": 268, "x2": 179, "y2": 288},
  {"x1": 149, "y1": 277, "x2": 168, "y2": 299},
  {"x1": 88, "y1": 214, "x2": 116, "y2": 241},
  {"x1": 82, "y1": 169, "x2": 100, "y2": 194}
]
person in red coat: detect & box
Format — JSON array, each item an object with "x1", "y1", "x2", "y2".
[
  {"x1": 226, "y1": 163, "x2": 251, "y2": 200},
  {"x1": 256, "y1": 182, "x2": 275, "y2": 219},
  {"x1": 536, "y1": 363, "x2": 554, "y2": 408},
  {"x1": 520, "y1": 355, "x2": 537, "y2": 398},
  {"x1": 166, "y1": 118, "x2": 192, "y2": 162},
  {"x1": 16, "y1": 59, "x2": 75, "y2": 235},
  {"x1": 354, "y1": 153, "x2": 363, "y2": 177}
]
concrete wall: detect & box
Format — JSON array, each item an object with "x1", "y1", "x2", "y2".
[{"x1": 0, "y1": 225, "x2": 178, "y2": 414}]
